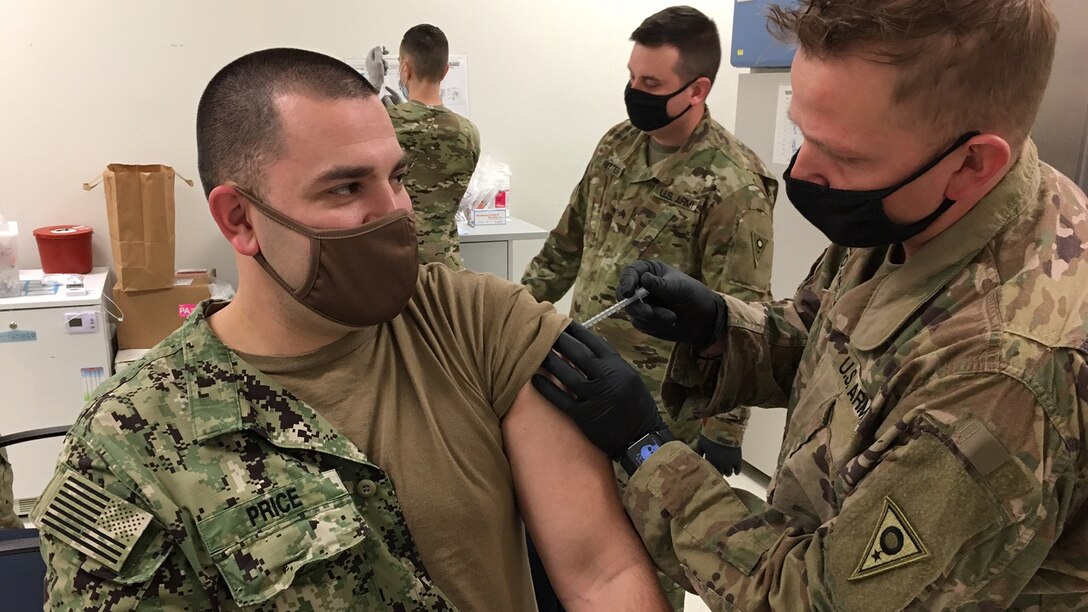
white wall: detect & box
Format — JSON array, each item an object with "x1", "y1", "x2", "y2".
[{"x1": 0, "y1": 0, "x2": 743, "y2": 288}]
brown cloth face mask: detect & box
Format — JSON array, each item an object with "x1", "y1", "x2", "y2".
[{"x1": 236, "y1": 187, "x2": 419, "y2": 328}]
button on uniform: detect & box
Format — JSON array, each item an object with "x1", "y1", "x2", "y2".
[{"x1": 356, "y1": 479, "x2": 377, "y2": 497}]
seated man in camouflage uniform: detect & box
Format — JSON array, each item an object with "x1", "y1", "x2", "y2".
[
  {"x1": 387, "y1": 24, "x2": 480, "y2": 270},
  {"x1": 33, "y1": 48, "x2": 667, "y2": 611}
]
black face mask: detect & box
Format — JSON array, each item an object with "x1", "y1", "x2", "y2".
[
  {"x1": 784, "y1": 131, "x2": 979, "y2": 248},
  {"x1": 624, "y1": 78, "x2": 699, "y2": 132}
]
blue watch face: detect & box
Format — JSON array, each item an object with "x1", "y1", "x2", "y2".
[{"x1": 638, "y1": 442, "x2": 661, "y2": 462}]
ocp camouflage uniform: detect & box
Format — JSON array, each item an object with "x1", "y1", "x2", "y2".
[
  {"x1": 389, "y1": 100, "x2": 480, "y2": 270},
  {"x1": 522, "y1": 108, "x2": 777, "y2": 450},
  {"x1": 31, "y1": 304, "x2": 454, "y2": 610},
  {"x1": 625, "y1": 142, "x2": 1088, "y2": 610},
  {"x1": 0, "y1": 445, "x2": 21, "y2": 529}
]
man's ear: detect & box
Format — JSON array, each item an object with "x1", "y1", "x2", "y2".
[
  {"x1": 945, "y1": 134, "x2": 1013, "y2": 203},
  {"x1": 208, "y1": 185, "x2": 260, "y2": 256},
  {"x1": 689, "y1": 76, "x2": 713, "y2": 106}
]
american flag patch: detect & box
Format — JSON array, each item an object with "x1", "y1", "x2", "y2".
[{"x1": 36, "y1": 469, "x2": 153, "y2": 572}]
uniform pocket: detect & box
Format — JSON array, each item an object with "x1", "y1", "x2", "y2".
[
  {"x1": 196, "y1": 470, "x2": 370, "y2": 606},
  {"x1": 584, "y1": 171, "x2": 617, "y2": 243},
  {"x1": 780, "y1": 344, "x2": 841, "y2": 463},
  {"x1": 620, "y1": 207, "x2": 684, "y2": 264}
]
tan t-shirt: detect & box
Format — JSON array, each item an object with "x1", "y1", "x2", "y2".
[{"x1": 239, "y1": 264, "x2": 569, "y2": 611}]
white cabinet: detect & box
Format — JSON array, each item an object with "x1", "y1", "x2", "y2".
[
  {"x1": 459, "y1": 217, "x2": 549, "y2": 282},
  {"x1": 0, "y1": 268, "x2": 113, "y2": 513}
]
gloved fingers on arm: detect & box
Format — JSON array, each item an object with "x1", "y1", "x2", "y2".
[
  {"x1": 540, "y1": 350, "x2": 589, "y2": 395},
  {"x1": 552, "y1": 327, "x2": 603, "y2": 370},
  {"x1": 561, "y1": 321, "x2": 621, "y2": 362},
  {"x1": 531, "y1": 373, "x2": 581, "y2": 415}
]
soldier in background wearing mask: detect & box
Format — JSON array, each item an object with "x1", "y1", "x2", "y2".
[
  {"x1": 33, "y1": 48, "x2": 667, "y2": 611},
  {"x1": 524, "y1": 7, "x2": 776, "y2": 478},
  {"x1": 538, "y1": 0, "x2": 1088, "y2": 609},
  {"x1": 521, "y1": 7, "x2": 777, "y2": 608},
  {"x1": 371, "y1": 24, "x2": 481, "y2": 270}
]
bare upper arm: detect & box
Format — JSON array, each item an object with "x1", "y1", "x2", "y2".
[{"x1": 502, "y1": 380, "x2": 667, "y2": 609}]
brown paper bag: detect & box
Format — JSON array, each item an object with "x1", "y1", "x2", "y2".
[{"x1": 83, "y1": 164, "x2": 193, "y2": 291}]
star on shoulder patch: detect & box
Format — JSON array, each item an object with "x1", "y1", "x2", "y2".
[{"x1": 849, "y1": 497, "x2": 928, "y2": 581}]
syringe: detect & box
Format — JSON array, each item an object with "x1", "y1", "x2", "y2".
[{"x1": 582, "y1": 287, "x2": 650, "y2": 329}]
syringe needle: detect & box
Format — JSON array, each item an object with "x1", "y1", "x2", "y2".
[{"x1": 582, "y1": 287, "x2": 650, "y2": 329}]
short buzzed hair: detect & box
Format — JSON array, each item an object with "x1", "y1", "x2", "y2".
[
  {"x1": 630, "y1": 6, "x2": 722, "y2": 84},
  {"x1": 769, "y1": 0, "x2": 1059, "y2": 146},
  {"x1": 400, "y1": 24, "x2": 449, "y2": 83},
  {"x1": 196, "y1": 48, "x2": 377, "y2": 198}
]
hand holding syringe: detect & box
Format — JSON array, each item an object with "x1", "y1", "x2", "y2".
[{"x1": 582, "y1": 287, "x2": 650, "y2": 329}]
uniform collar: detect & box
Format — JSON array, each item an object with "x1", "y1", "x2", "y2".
[
  {"x1": 408, "y1": 99, "x2": 447, "y2": 112},
  {"x1": 613, "y1": 107, "x2": 716, "y2": 187},
  {"x1": 178, "y1": 302, "x2": 371, "y2": 465},
  {"x1": 851, "y1": 141, "x2": 1041, "y2": 350}
]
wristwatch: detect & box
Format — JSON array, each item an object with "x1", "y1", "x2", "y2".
[{"x1": 619, "y1": 429, "x2": 675, "y2": 476}]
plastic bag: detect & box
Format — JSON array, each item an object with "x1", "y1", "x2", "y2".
[
  {"x1": 457, "y1": 156, "x2": 511, "y2": 223},
  {"x1": 0, "y1": 215, "x2": 19, "y2": 298}
]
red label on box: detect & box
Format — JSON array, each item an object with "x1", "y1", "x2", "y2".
[{"x1": 178, "y1": 304, "x2": 197, "y2": 318}]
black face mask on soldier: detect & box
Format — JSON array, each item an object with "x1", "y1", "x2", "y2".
[
  {"x1": 783, "y1": 131, "x2": 979, "y2": 248},
  {"x1": 624, "y1": 78, "x2": 699, "y2": 132}
]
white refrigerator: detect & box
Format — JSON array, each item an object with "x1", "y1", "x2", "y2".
[{"x1": 0, "y1": 268, "x2": 113, "y2": 515}]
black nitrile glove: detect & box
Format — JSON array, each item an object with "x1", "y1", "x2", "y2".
[
  {"x1": 532, "y1": 322, "x2": 669, "y2": 458},
  {"x1": 616, "y1": 260, "x2": 727, "y2": 351},
  {"x1": 697, "y1": 434, "x2": 743, "y2": 476}
]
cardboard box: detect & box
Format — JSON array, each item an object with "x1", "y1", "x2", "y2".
[
  {"x1": 113, "y1": 272, "x2": 212, "y2": 349},
  {"x1": 114, "y1": 348, "x2": 150, "y2": 374}
]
